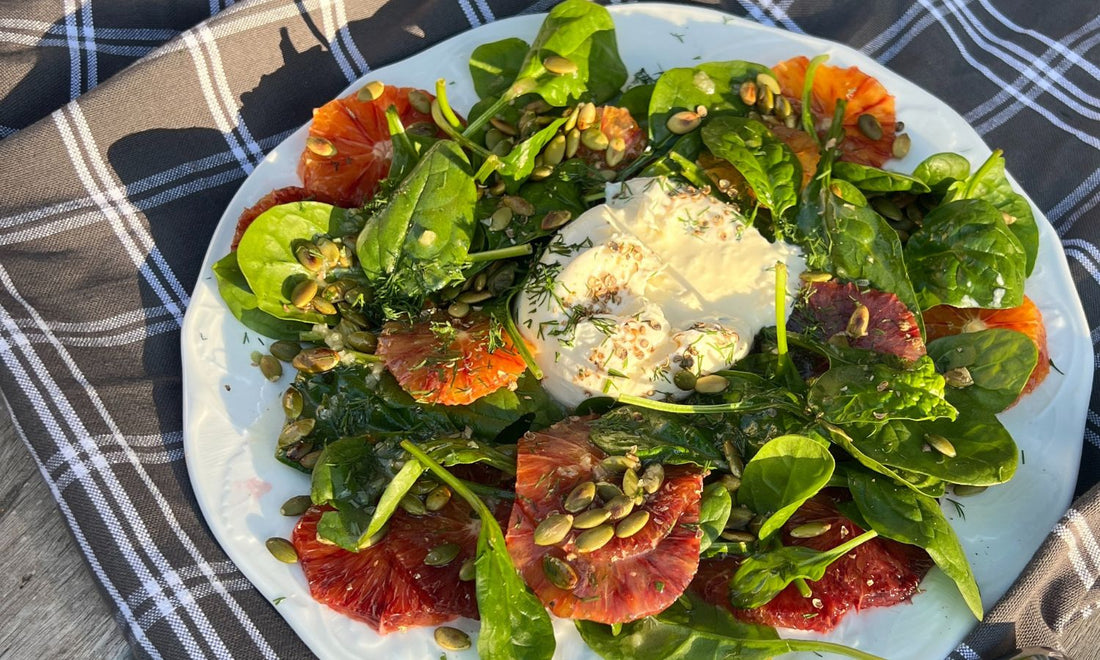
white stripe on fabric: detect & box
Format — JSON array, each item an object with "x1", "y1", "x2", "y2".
[
  {"x1": 63, "y1": 0, "x2": 81, "y2": 98},
  {"x1": 1085, "y1": 409, "x2": 1100, "y2": 449},
  {"x1": 0, "y1": 398, "x2": 162, "y2": 659},
  {"x1": 332, "y1": 0, "x2": 369, "y2": 75},
  {"x1": 756, "y1": 0, "x2": 804, "y2": 34},
  {"x1": 872, "y1": 12, "x2": 938, "y2": 64},
  {"x1": 10, "y1": 306, "x2": 177, "y2": 334},
  {"x1": 16, "y1": 320, "x2": 180, "y2": 348},
  {"x1": 1064, "y1": 239, "x2": 1100, "y2": 286},
  {"x1": 1048, "y1": 165, "x2": 1100, "y2": 229},
  {"x1": 954, "y1": 643, "x2": 981, "y2": 660},
  {"x1": 0, "y1": 264, "x2": 272, "y2": 658},
  {"x1": 861, "y1": 3, "x2": 926, "y2": 57},
  {"x1": 1054, "y1": 519, "x2": 1097, "y2": 587},
  {"x1": 457, "y1": 0, "x2": 482, "y2": 27},
  {"x1": 318, "y1": 0, "x2": 356, "y2": 83},
  {"x1": 474, "y1": 0, "x2": 496, "y2": 22},
  {"x1": 914, "y1": 0, "x2": 1100, "y2": 149},
  {"x1": 79, "y1": 0, "x2": 97, "y2": 88},
  {"x1": 0, "y1": 18, "x2": 179, "y2": 40},
  {"x1": 194, "y1": 24, "x2": 266, "y2": 166},
  {"x1": 978, "y1": 0, "x2": 1100, "y2": 81},
  {"x1": 0, "y1": 32, "x2": 157, "y2": 57},
  {"x1": 1069, "y1": 509, "x2": 1100, "y2": 577},
  {"x1": 181, "y1": 30, "x2": 257, "y2": 175},
  {"x1": 734, "y1": 0, "x2": 777, "y2": 28}
]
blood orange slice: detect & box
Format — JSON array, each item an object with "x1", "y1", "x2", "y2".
[
  {"x1": 505, "y1": 417, "x2": 704, "y2": 624},
  {"x1": 575, "y1": 106, "x2": 647, "y2": 171},
  {"x1": 376, "y1": 311, "x2": 528, "y2": 406},
  {"x1": 230, "y1": 186, "x2": 312, "y2": 250},
  {"x1": 773, "y1": 56, "x2": 896, "y2": 167},
  {"x1": 802, "y1": 281, "x2": 926, "y2": 361},
  {"x1": 768, "y1": 123, "x2": 821, "y2": 190},
  {"x1": 923, "y1": 296, "x2": 1049, "y2": 396},
  {"x1": 692, "y1": 493, "x2": 932, "y2": 633},
  {"x1": 298, "y1": 85, "x2": 435, "y2": 208}
]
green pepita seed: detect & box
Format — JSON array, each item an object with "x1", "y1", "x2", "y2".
[
  {"x1": 530, "y1": 164, "x2": 554, "y2": 180},
  {"x1": 337, "y1": 303, "x2": 369, "y2": 328},
  {"x1": 543, "y1": 134, "x2": 567, "y2": 165},
  {"x1": 565, "y1": 127, "x2": 581, "y2": 159},
  {"x1": 525, "y1": 98, "x2": 553, "y2": 114},
  {"x1": 673, "y1": 370, "x2": 697, "y2": 391},
  {"x1": 284, "y1": 440, "x2": 314, "y2": 462},
  {"x1": 290, "y1": 279, "x2": 318, "y2": 309},
  {"x1": 581, "y1": 126, "x2": 609, "y2": 151},
  {"x1": 447, "y1": 301, "x2": 471, "y2": 318},
  {"x1": 294, "y1": 244, "x2": 323, "y2": 272},
  {"x1": 944, "y1": 366, "x2": 974, "y2": 388},
  {"x1": 489, "y1": 116, "x2": 518, "y2": 137},
  {"x1": 292, "y1": 347, "x2": 340, "y2": 374},
  {"x1": 541, "y1": 209, "x2": 572, "y2": 231},
  {"x1": 457, "y1": 290, "x2": 492, "y2": 305},
  {"x1": 424, "y1": 542, "x2": 461, "y2": 566},
  {"x1": 473, "y1": 272, "x2": 488, "y2": 292},
  {"x1": 501, "y1": 195, "x2": 535, "y2": 217},
  {"x1": 281, "y1": 387, "x2": 303, "y2": 418},
  {"x1": 738, "y1": 80, "x2": 758, "y2": 106},
  {"x1": 725, "y1": 506, "x2": 753, "y2": 530},
  {"x1": 563, "y1": 104, "x2": 581, "y2": 133},
  {"x1": 250, "y1": 350, "x2": 264, "y2": 366},
  {"x1": 543, "y1": 55, "x2": 578, "y2": 75},
  {"x1": 846, "y1": 304, "x2": 870, "y2": 339},
  {"x1": 621, "y1": 468, "x2": 641, "y2": 499},
  {"x1": 871, "y1": 196, "x2": 904, "y2": 222},
  {"x1": 892, "y1": 133, "x2": 911, "y2": 159},
  {"x1": 488, "y1": 264, "x2": 517, "y2": 296},
  {"x1": 640, "y1": 464, "x2": 665, "y2": 494},
  {"x1": 315, "y1": 237, "x2": 340, "y2": 265},
  {"x1": 278, "y1": 418, "x2": 315, "y2": 448},
  {"x1": 774, "y1": 95, "x2": 793, "y2": 120},
  {"x1": 799, "y1": 271, "x2": 833, "y2": 283},
  {"x1": 784, "y1": 114, "x2": 798, "y2": 128},
  {"x1": 719, "y1": 474, "x2": 742, "y2": 494},
  {"x1": 259, "y1": 355, "x2": 283, "y2": 382},
  {"x1": 408, "y1": 89, "x2": 432, "y2": 114},
  {"x1": 748, "y1": 514, "x2": 766, "y2": 536},
  {"x1": 789, "y1": 521, "x2": 833, "y2": 539},
  {"x1": 573, "y1": 508, "x2": 611, "y2": 530},
  {"x1": 615, "y1": 510, "x2": 650, "y2": 538},
  {"x1": 399, "y1": 493, "x2": 427, "y2": 516},
  {"x1": 425, "y1": 485, "x2": 452, "y2": 512},
  {"x1": 694, "y1": 374, "x2": 728, "y2": 394},
  {"x1": 542, "y1": 554, "x2": 579, "y2": 590},
  {"x1": 575, "y1": 524, "x2": 614, "y2": 553},
  {"x1": 458, "y1": 558, "x2": 476, "y2": 581},
  {"x1": 598, "y1": 454, "x2": 640, "y2": 474},
  {"x1": 756, "y1": 84, "x2": 775, "y2": 114},
  {"x1": 722, "y1": 440, "x2": 744, "y2": 478},
  {"x1": 605, "y1": 137, "x2": 627, "y2": 167},
  {"x1": 603, "y1": 494, "x2": 635, "y2": 521},
  {"x1": 577, "y1": 102, "x2": 597, "y2": 130},
  {"x1": 270, "y1": 340, "x2": 301, "y2": 362},
  {"x1": 434, "y1": 626, "x2": 471, "y2": 652},
  {"x1": 666, "y1": 110, "x2": 702, "y2": 135},
  {"x1": 490, "y1": 206, "x2": 513, "y2": 231},
  {"x1": 596, "y1": 481, "x2": 624, "y2": 502},
  {"x1": 345, "y1": 331, "x2": 377, "y2": 353},
  {"x1": 953, "y1": 484, "x2": 988, "y2": 497},
  {"x1": 356, "y1": 80, "x2": 385, "y2": 102},
  {"x1": 412, "y1": 478, "x2": 439, "y2": 496},
  {"x1": 926, "y1": 433, "x2": 957, "y2": 458},
  {"x1": 857, "y1": 113, "x2": 883, "y2": 141},
  {"x1": 311, "y1": 297, "x2": 337, "y2": 316},
  {"x1": 305, "y1": 136, "x2": 337, "y2": 158},
  {"x1": 266, "y1": 537, "x2": 298, "y2": 563},
  {"x1": 564, "y1": 481, "x2": 596, "y2": 513},
  {"x1": 534, "y1": 513, "x2": 574, "y2": 546},
  {"x1": 280, "y1": 494, "x2": 312, "y2": 517},
  {"x1": 756, "y1": 72, "x2": 781, "y2": 95},
  {"x1": 484, "y1": 127, "x2": 506, "y2": 151},
  {"x1": 720, "y1": 530, "x2": 756, "y2": 543},
  {"x1": 491, "y1": 137, "x2": 514, "y2": 157}
]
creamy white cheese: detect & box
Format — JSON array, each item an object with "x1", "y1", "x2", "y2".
[{"x1": 517, "y1": 177, "x2": 807, "y2": 408}]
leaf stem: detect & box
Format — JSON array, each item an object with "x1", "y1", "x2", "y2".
[
  {"x1": 801, "y1": 55, "x2": 829, "y2": 144},
  {"x1": 400, "y1": 441, "x2": 494, "y2": 520},
  {"x1": 774, "y1": 261, "x2": 788, "y2": 357},
  {"x1": 434, "y1": 78, "x2": 463, "y2": 129},
  {"x1": 616, "y1": 393, "x2": 799, "y2": 415},
  {"x1": 431, "y1": 100, "x2": 493, "y2": 159},
  {"x1": 466, "y1": 243, "x2": 534, "y2": 263},
  {"x1": 783, "y1": 640, "x2": 886, "y2": 660},
  {"x1": 496, "y1": 297, "x2": 544, "y2": 380},
  {"x1": 794, "y1": 578, "x2": 812, "y2": 598},
  {"x1": 964, "y1": 149, "x2": 1002, "y2": 199}
]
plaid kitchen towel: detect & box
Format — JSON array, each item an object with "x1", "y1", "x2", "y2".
[{"x1": 0, "y1": 1, "x2": 1098, "y2": 658}]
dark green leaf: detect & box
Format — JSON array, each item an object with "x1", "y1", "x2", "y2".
[
  {"x1": 359, "y1": 458, "x2": 424, "y2": 544},
  {"x1": 928, "y1": 328, "x2": 1037, "y2": 412},
  {"x1": 698, "y1": 482, "x2": 733, "y2": 554},
  {"x1": 310, "y1": 436, "x2": 403, "y2": 550},
  {"x1": 833, "y1": 161, "x2": 930, "y2": 193},
  {"x1": 648, "y1": 60, "x2": 770, "y2": 144},
  {"x1": 912, "y1": 152, "x2": 970, "y2": 194},
  {"x1": 588, "y1": 406, "x2": 725, "y2": 467},
  {"x1": 738, "y1": 434, "x2": 834, "y2": 538},
  {"x1": 701, "y1": 116, "x2": 801, "y2": 219},
  {"x1": 470, "y1": 37, "x2": 529, "y2": 99},
  {"x1": 617, "y1": 83, "x2": 654, "y2": 133},
  {"x1": 497, "y1": 117, "x2": 568, "y2": 191},
  {"x1": 819, "y1": 422, "x2": 946, "y2": 499},
  {"x1": 808, "y1": 356, "x2": 957, "y2": 425},
  {"x1": 211, "y1": 253, "x2": 311, "y2": 340}
]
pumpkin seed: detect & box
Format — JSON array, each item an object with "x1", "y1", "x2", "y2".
[
  {"x1": 748, "y1": 514, "x2": 766, "y2": 536},
  {"x1": 292, "y1": 347, "x2": 340, "y2": 374},
  {"x1": 458, "y1": 558, "x2": 476, "y2": 581},
  {"x1": 906, "y1": 203, "x2": 924, "y2": 226},
  {"x1": 281, "y1": 387, "x2": 303, "y2": 418},
  {"x1": 534, "y1": 513, "x2": 575, "y2": 545},
  {"x1": 756, "y1": 72, "x2": 781, "y2": 95},
  {"x1": 640, "y1": 464, "x2": 665, "y2": 495},
  {"x1": 615, "y1": 510, "x2": 650, "y2": 538},
  {"x1": 871, "y1": 196, "x2": 904, "y2": 222},
  {"x1": 719, "y1": 474, "x2": 742, "y2": 494},
  {"x1": 784, "y1": 114, "x2": 797, "y2": 128},
  {"x1": 694, "y1": 374, "x2": 728, "y2": 394},
  {"x1": 305, "y1": 136, "x2": 337, "y2": 158},
  {"x1": 356, "y1": 80, "x2": 385, "y2": 102},
  {"x1": 501, "y1": 195, "x2": 535, "y2": 216},
  {"x1": 755, "y1": 84, "x2": 775, "y2": 114},
  {"x1": 580, "y1": 126, "x2": 609, "y2": 151},
  {"x1": 337, "y1": 303, "x2": 369, "y2": 328},
  {"x1": 944, "y1": 366, "x2": 974, "y2": 388},
  {"x1": 573, "y1": 508, "x2": 611, "y2": 530},
  {"x1": 599, "y1": 454, "x2": 640, "y2": 473},
  {"x1": 266, "y1": 537, "x2": 298, "y2": 563},
  {"x1": 563, "y1": 104, "x2": 581, "y2": 132},
  {"x1": 284, "y1": 440, "x2": 314, "y2": 461},
  {"x1": 543, "y1": 134, "x2": 567, "y2": 165},
  {"x1": 722, "y1": 440, "x2": 744, "y2": 478},
  {"x1": 621, "y1": 467, "x2": 641, "y2": 499},
  {"x1": 543, "y1": 55, "x2": 578, "y2": 75},
  {"x1": 846, "y1": 304, "x2": 870, "y2": 339},
  {"x1": 720, "y1": 529, "x2": 756, "y2": 543},
  {"x1": 738, "y1": 80, "x2": 758, "y2": 106},
  {"x1": 489, "y1": 116, "x2": 517, "y2": 137},
  {"x1": 603, "y1": 494, "x2": 635, "y2": 521},
  {"x1": 575, "y1": 524, "x2": 614, "y2": 553},
  {"x1": 774, "y1": 95, "x2": 793, "y2": 120},
  {"x1": 953, "y1": 484, "x2": 988, "y2": 497},
  {"x1": 425, "y1": 485, "x2": 452, "y2": 512},
  {"x1": 565, "y1": 127, "x2": 582, "y2": 159},
  {"x1": 278, "y1": 418, "x2": 315, "y2": 447},
  {"x1": 673, "y1": 370, "x2": 697, "y2": 390},
  {"x1": 424, "y1": 542, "x2": 461, "y2": 566},
  {"x1": 457, "y1": 290, "x2": 492, "y2": 305},
  {"x1": 434, "y1": 626, "x2": 471, "y2": 651},
  {"x1": 725, "y1": 505, "x2": 753, "y2": 530},
  {"x1": 577, "y1": 102, "x2": 597, "y2": 130},
  {"x1": 484, "y1": 127, "x2": 506, "y2": 151},
  {"x1": 344, "y1": 331, "x2": 377, "y2": 353},
  {"x1": 408, "y1": 89, "x2": 432, "y2": 114},
  {"x1": 925, "y1": 433, "x2": 957, "y2": 458},
  {"x1": 290, "y1": 279, "x2": 318, "y2": 308},
  {"x1": 666, "y1": 110, "x2": 702, "y2": 135},
  {"x1": 564, "y1": 481, "x2": 596, "y2": 513},
  {"x1": 473, "y1": 272, "x2": 488, "y2": 292},
  {"x1": 270, "y1": 340, "x2": 301, "y2": 362},
  {"x1": 294, "y1": 243, "x2": 323, "y2": 272},
  {"x1": 799, "y1": 270, "x2": 832, "y2": 283},
  {"x1": 259, "y1": 355, "x2": 283, "y2": 382},
  {"x1": 531, "y1": 164, "x2": 554, "y2": 180},
  {"x1": 311, "y1": 297, "x2": 337, "y2": 316},
  {"x1": 447, "y1": 301, "x2": 471, "y2": 319},
  {"x1": 857, "y1": 113, "x2": 883, "y2": 141},
  {"x1": 280, "y1": 494, "x2": 312, "y2": 517},
  {"x1": 399, "y1": 493, "x2": 427, "y2": 516},
  {"x1": 315, "y1": 237, "x2": 340, "y2": 265},
  {"x1": 542, "y1": 555, "x2": 579, "y2": 590},
  {"x1": 487, "y1": 264, "x2": 517, "y2": 296},
  {"x1": 789, "y1": 521, "x2": 833, "y2": 539},
  {"x1": 595, "y1": 481, "x2": 624, "y2": 502},
  {"x1": 490, "y1": 137, "x2": 513, "y2": 157},
  {"x1": 892, "y1": 133, "x2": 911, "y2": 159},
  {"x1": 490, "y1": 206, "x2": 513, "y2": 231},
  {"x1": 605, "y1": 137, "x2": 627, "y2": 167},
  {"x1": 541, "y1": 210, "x2": 572, "y2": 231}
]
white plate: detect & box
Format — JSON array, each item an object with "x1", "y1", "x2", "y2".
[{"x1": 181, "y1": 4, "x2": 1093, "y2": 659}]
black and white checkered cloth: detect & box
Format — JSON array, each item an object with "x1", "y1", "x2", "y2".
[{"x1": 0, "y1": 1, "x2": 1097, "y2": 658}]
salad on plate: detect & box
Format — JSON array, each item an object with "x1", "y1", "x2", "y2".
[{"x1": 207, "y1": 1, "x2": 1055, "y2": 657}]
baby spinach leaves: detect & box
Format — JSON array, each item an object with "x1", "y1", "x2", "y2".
[
  {"x1": 469, "y1": 37, "x2": 529, "y2": 99},
  {"x1": 912, "y1": 152, "x2": 971, "y2": 194},
  {"x1": 702, "y1": 116, "x2": 801, "y2": 220},
  {"x1": 310, "y1": 436, "x2": 403, "y2": 550},
  {"x1": 211, "y1": 253, "x2": 311, "y2": 340},
  {"x1": 698, "y1": 482, "x2": 733, "y2": 554},
  {"x1": 588, "y1": 406, "x2": 725, "y2": 467},
  {"x1": 808, "y1": 356, "x2": 957, "y2": 425},
  {"x1": 738, "y1": 434, "x2": 835, "y2": 539},
  {"x1": 356, "y1": 140, "x2": 477, "y2": 300},
  {"x1": 833, "y1": 161, "x2": 930, "y2": 194},
  {"x1": 905, "y1": 198, "x2": 1026, "y2": 309},
  {"x1": 928, "y1": 328, "x2": 1037, "y2": 412},
  {"x1": 648, "y1": 61, "x2": 770, "y2": 144},
  {"x1": 847, "y1": 468, "x2": 983, "y2": 620}
]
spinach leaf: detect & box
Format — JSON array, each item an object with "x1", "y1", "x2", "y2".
[
  {"x1": 819, "y1": 422, "x2": 947, "y2": 499},
  {"x1": 928, "y1": 329, "x2": 1037, "y2": 412},
  {"x1": 492, "y1": 117, "x2": 569, "y2": 191},
  {"x1": 640, "y1": 131, "x2": 702, "y2": 179},
  {"x1": 617, "y1": 83, "x2": 654, "y2": 134},
  {"x1": 905, "y1": 198, "x2": 1026, "y2": 309},
  {"x1": 357, "y1": 458, "x2": 424, "y2": 545},
  {"x1": 236, "y1": 201, "x2": 365, "y2": 324},
  {"x1": 575, "y1": 592, "x2": 884, "y2": 660},
  {"x1": 211, "y1": 253, "x2": 311, "y2": 340},
  {"x1": 402, "y1": 442, "x2": 555, "y2": 660},
  {"x1": 847, "y1": 468, "x2": 983, "y2": 619},
  {"x1": 808, "y1": 356, "x2": 957, "y2": 425},
  {"x1": 311, "y1": 436, "x2": 403, "y2": 551},
  {"x1": 947, "y1": 150, "x2": 1039, "y2": 275},
  {"x1": 738, "y1": 434, "x2": 835, "y2": 539},
  {"x1": 729, "y1": 529, "x2": 877, "y2": 608},
  {"x1": 588, "y1": 406, "x2": 725, "y2": 467},
  {"x1": 833, "y1": 161, "x2": 930, "y2": 193},
  {"x1": 912, "y1": 152, "x2": 970, "y2": 194},
  {"x1": 469, "y1": 37, "x2": 529, "y2": 99},
  {"x1": 698, "y1": 482, "x2": 733, "y2": 554},
  {"x1": 648, "y1": 60, "x2": 770, "y2": 144},
  {"x1": 356, "y1": 140, "x2": 477, "y2": 299},
  {"x1": 701, "y1": 116, "x2": 801, "y2": 220}
]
